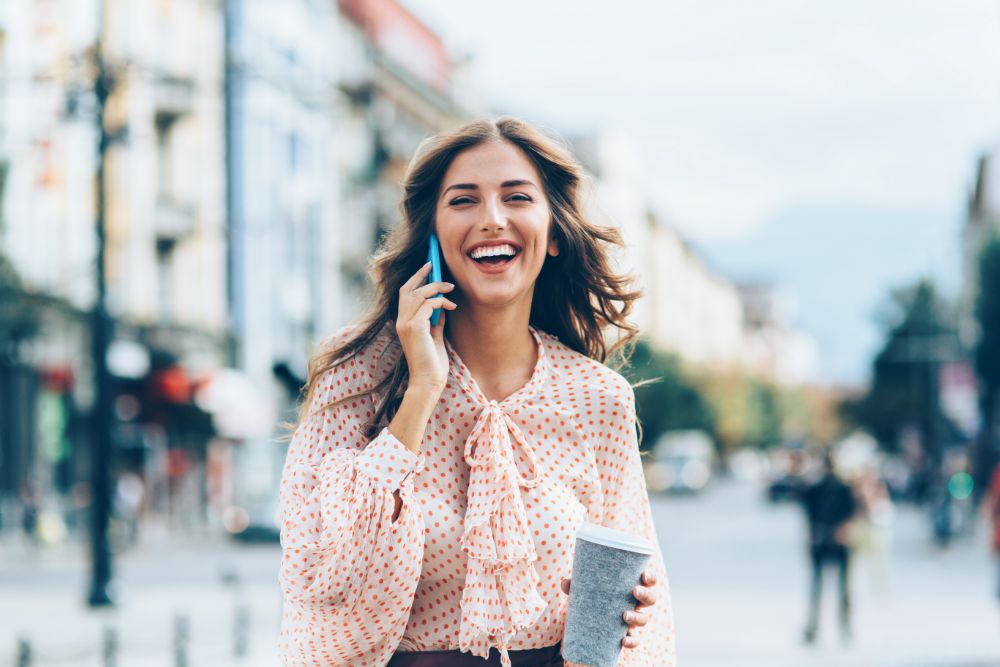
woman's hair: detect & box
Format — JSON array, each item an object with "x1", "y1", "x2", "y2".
[{"x1": 296, "y1": 117, "x2": 643, "y2": 438}]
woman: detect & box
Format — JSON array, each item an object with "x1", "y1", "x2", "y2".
[{"x1": 277, "y1": 118, "x2": 676, "y2": 667}]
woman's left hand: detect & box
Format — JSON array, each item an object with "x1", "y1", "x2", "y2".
[{"x1": 559, "y1": 569, "x2": 657, "y2": 650}]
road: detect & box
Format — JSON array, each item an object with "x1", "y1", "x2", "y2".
[
  {"x1": 659, "y1": 478, "x2": 1000, "y2": 667},
  {"x1": 2, "y1": 478, "x2": 998, "y2": 666}
]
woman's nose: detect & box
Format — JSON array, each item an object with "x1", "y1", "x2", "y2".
[{"x1": 480, "y1": 200, "x2": 507, "y2": 230}]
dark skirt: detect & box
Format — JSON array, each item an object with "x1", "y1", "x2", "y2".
[{"x1": 387, "y1": 642, "x2": 562, "y2": 667}]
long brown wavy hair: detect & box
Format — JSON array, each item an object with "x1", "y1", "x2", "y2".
[{"x1": 297, "y1": 117, "x2": 643, "y2": 439}]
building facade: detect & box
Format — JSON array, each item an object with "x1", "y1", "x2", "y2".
[
  {"x1": 335, "y1": 0, "x2": 473, "y2": 322},
  {"x1": 960, "y1": 150, "x2": 1000, "y2": 351},
  {"x1": 0, "y1": 0, "x2": 230, "y2": 536}
]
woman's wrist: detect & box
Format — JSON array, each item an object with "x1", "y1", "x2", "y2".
[
  {"x1": 387, "y1": 383, "x2": 444, "y2": 454},
  {"x1": 404, "y1": 381, "x2": 445, "y2": 410}
]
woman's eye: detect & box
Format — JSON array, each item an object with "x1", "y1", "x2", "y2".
[
  {"x1": 508, "y1": 193, "x2": 532, "y2": 202},
  {"x1": 449, "y1": 196, "x2": 475, "y2": 205}
]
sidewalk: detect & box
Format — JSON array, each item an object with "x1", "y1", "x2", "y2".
[{"x1": 1, "y1": 524, "x2": 284, "y2": 667}]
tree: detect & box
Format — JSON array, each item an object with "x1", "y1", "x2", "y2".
[
  {"x1": 842, "y1": 278, "x2": 958, "y2": 457},
  {"x1": 745, "y1": 378, "x2": 782, "y2": 450},
  {"x1": 973, "y1": 236, "x2": 1000, "y2": 498},
  {"x1": 620, "y1": 338, "x2": 716, "y2": 453}
]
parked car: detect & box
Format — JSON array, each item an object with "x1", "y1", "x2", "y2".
[{"x1": 644, "y1": 430, "x2": 715, "y2": 494}]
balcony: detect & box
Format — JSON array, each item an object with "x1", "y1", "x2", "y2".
[
  {"x1": 154, "y1": 75, "x2": 195, "y2": 119},
  {"x1": 154, "y1": 197, "x2": 196, "y2": 240}
]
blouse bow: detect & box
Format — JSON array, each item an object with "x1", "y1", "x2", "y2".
[{"x1": 448, "y1": 330, "x2": 550, "y2": 667}]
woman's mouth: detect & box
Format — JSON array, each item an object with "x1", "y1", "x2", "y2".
[{"x1": 466, "y1": 245, "x2": 521, "y2": 274}]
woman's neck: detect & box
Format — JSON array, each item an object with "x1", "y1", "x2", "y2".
[{"x1": 446, "y1": 305, "x2": 536, "y2": 400}]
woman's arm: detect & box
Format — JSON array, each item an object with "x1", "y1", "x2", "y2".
[
  {"x1": 591, "y1": 377, "x2": 678, "y2": 667},
  {"x1": 388, "y1": 382, "x2": 443, "y2": 521},
  {"x1": 277, "y1": 367, "x2": 431, "y2": 666}
]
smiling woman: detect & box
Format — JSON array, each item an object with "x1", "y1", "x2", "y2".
[
  {"x1": 276, "y1": 118, "x2": 677, "y2": 667},
  {"x1": 435, "y1": 141, "x2": 557, "y2": 299}
]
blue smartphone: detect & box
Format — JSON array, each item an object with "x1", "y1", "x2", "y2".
[{"x1": 428, "y1": 232, "x2": 443, "y2": 326}]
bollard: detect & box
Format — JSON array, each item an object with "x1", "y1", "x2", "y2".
[
  {"x1": 174, "y1": 613, "x2": 189, "y2": 667},
  {"x1": 234, "y1": 601, "x2": 250, "y2": 658},
  {"x1": 16, "y1": 637, "x2": 31, "y2": 667},
  {"x1": 102, "y1": 626, "x2": 117, "y2": 667}
]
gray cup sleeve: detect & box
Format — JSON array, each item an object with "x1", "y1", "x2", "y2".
[{"x1": 561, "y1": 537, "x2": 651, "y2": 667}]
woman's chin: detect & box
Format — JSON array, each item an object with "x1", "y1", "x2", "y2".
[{"x1": 454, "y1": 285, "x2": 529, "y2": 310}]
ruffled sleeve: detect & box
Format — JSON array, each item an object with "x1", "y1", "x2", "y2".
[
  {"x1": 592, "y1": 375, "x2": 678, "y2": 667},
  {"x1": 277, "y1": 327, "x2": 427, "y2": 667}
]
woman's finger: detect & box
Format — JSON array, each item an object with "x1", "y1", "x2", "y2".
[
  {"x1": 632, "y1": 585, "x2": 657, "y2": 608},
  {"x1": 413, "y1": 298, "x2": 457, "y2": 324},
  {"x1": 621, "y1": 634, "x2": 639, "y2": 649},
  {"x1": 400, "y1": 285, "x2": 455, "y2": 322},
  {"x1": 641, "y1": 571, "x2": 657, "y2": 587},
  {"x1": 623, "y1": 610, "x2": 649, "y2": 628},
  {"x1": 411, "y1": 282, "x2": 455, "y2": 300},
  {"x1": 400, "y1": 262, "x2": 433, "y2": 292},
  {"x1": 560, "y1": 578, "x2": 571, "y2": 594}
]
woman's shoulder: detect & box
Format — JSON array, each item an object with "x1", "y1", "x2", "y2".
[
  {"x1": 540, "y1": 330, "x2": 633, "y2": 404},
  {"x1": 309, "y1": 321, "x2": 399, "y2": 410},
  {"x1": 318, "y1": 320, "x2": 398, "y2": 362}
]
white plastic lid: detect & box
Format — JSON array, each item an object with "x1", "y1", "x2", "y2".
[{"x1": 575, "y1": 522, "x2": 655, "y2": 555}]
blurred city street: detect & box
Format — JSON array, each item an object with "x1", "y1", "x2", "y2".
[
  {"x1": 4, "y1": 477, "x2": 998, "y2": 667},
  {"x1": 663, "y1": 479, "x2": 999, "y2": 667}
]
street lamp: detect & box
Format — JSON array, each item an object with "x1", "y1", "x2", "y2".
[{"x1": 87, "y1": 0, "x2": 116, "y2": 608}]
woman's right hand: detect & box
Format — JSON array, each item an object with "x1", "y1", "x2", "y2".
[{"x1": 396, "y1": 261, "x2": 457, "y2": 392}]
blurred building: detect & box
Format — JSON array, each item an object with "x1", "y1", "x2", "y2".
[
  {"x1": 100, "y1": 0, "x2": 228, "y2": 531},
  {"x1": 574, "y1": 130, "x2": 818, "y2": 386},
  {"x1": 574, "y1": 133, "x2": 746, "y2": 368},
  {"x1": 959, "y1": 149, "x2": 1000, "y2": 350},
  {"x1": 225, "y1": 0, "x2": 341, "y2": 404},
  {"x1": 335, "y1": 0, "x2": 475, "y2": 322},
  {"x1": 0, "y1": 0, "x2": 229, "y2": 535},
  {"x1": 643, "y1": 215, "x2": 748, "y2": 369},
  {"x1": 571, "y1": 131, "x2": 654, "y2": 335},
  {"x1": 219, "y1": 0, "x2": 348, "y2": 538},
  {"x1": 0, "y1": 1, "x2": 103, "y2": 528},
  {"x1": 738, "y1": 282, "x2": 819, "y2": 386}
]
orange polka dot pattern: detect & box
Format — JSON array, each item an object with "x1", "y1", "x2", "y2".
[{"x1": 277, "y1": 323, "x2": 677, "y2": 667}]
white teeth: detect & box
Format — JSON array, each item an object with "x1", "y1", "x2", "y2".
[{"x1": 469, "y1": 244, "x2": 517, "y2": 259}]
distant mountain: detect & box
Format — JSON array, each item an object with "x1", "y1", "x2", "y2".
[{"x1": 695, "y1": 203, "x2": 963, "y2": 387}]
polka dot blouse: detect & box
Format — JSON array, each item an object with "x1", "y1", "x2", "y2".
[{"x1": 277, "y1": 322, "x2": 676, "y2": 667}]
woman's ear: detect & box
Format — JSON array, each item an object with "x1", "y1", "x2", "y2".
[{"x1": 547, "y1": 228, "x2": 560, "y2": 257}]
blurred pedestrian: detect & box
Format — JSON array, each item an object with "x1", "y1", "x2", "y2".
[
  {"x1": 18, "y1": 479, "x2": 39, "y2": 548},
  {"x1": 113, "y1": 470, "x2": 146, "y2": 548},
  {"x1": 851, "y1": 468, "x2": 893, "y2": 598},
  {"x1": 984, "y1": 461, "x2": 1000, "y2": 601},
  {"x1": 800, "y1": 450, "x2": 858, "y2": 645}
]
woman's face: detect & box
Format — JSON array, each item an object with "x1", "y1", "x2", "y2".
[{"x1": 434, "y1": 140, "x2": 558, "y2": 310}]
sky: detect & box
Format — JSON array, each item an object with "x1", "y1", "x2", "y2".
[{"x1": 407, "y1": 0, "x2": 1000, "y2": 385}]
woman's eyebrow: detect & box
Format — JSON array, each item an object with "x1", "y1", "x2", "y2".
[
  {"x1": 442, "y1": 183, "x2": 477, "y2": 198},
  {"x1": 500, "y1": 179, "x2": 538, "y2": 189},
  {"x1": 441, "y1": 179, "x2": 539, "y2": 199}
]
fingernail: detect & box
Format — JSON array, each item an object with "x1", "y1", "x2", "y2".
[
  {"x1": 445, "y1": 282, "x2": 454, "y2": 287},
  {"x1": 634, "y1": 586, "x2": 643, "y2": 596},
  {"x1": 624, "y1": 611, "x2": 635, "y2": 622}
]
